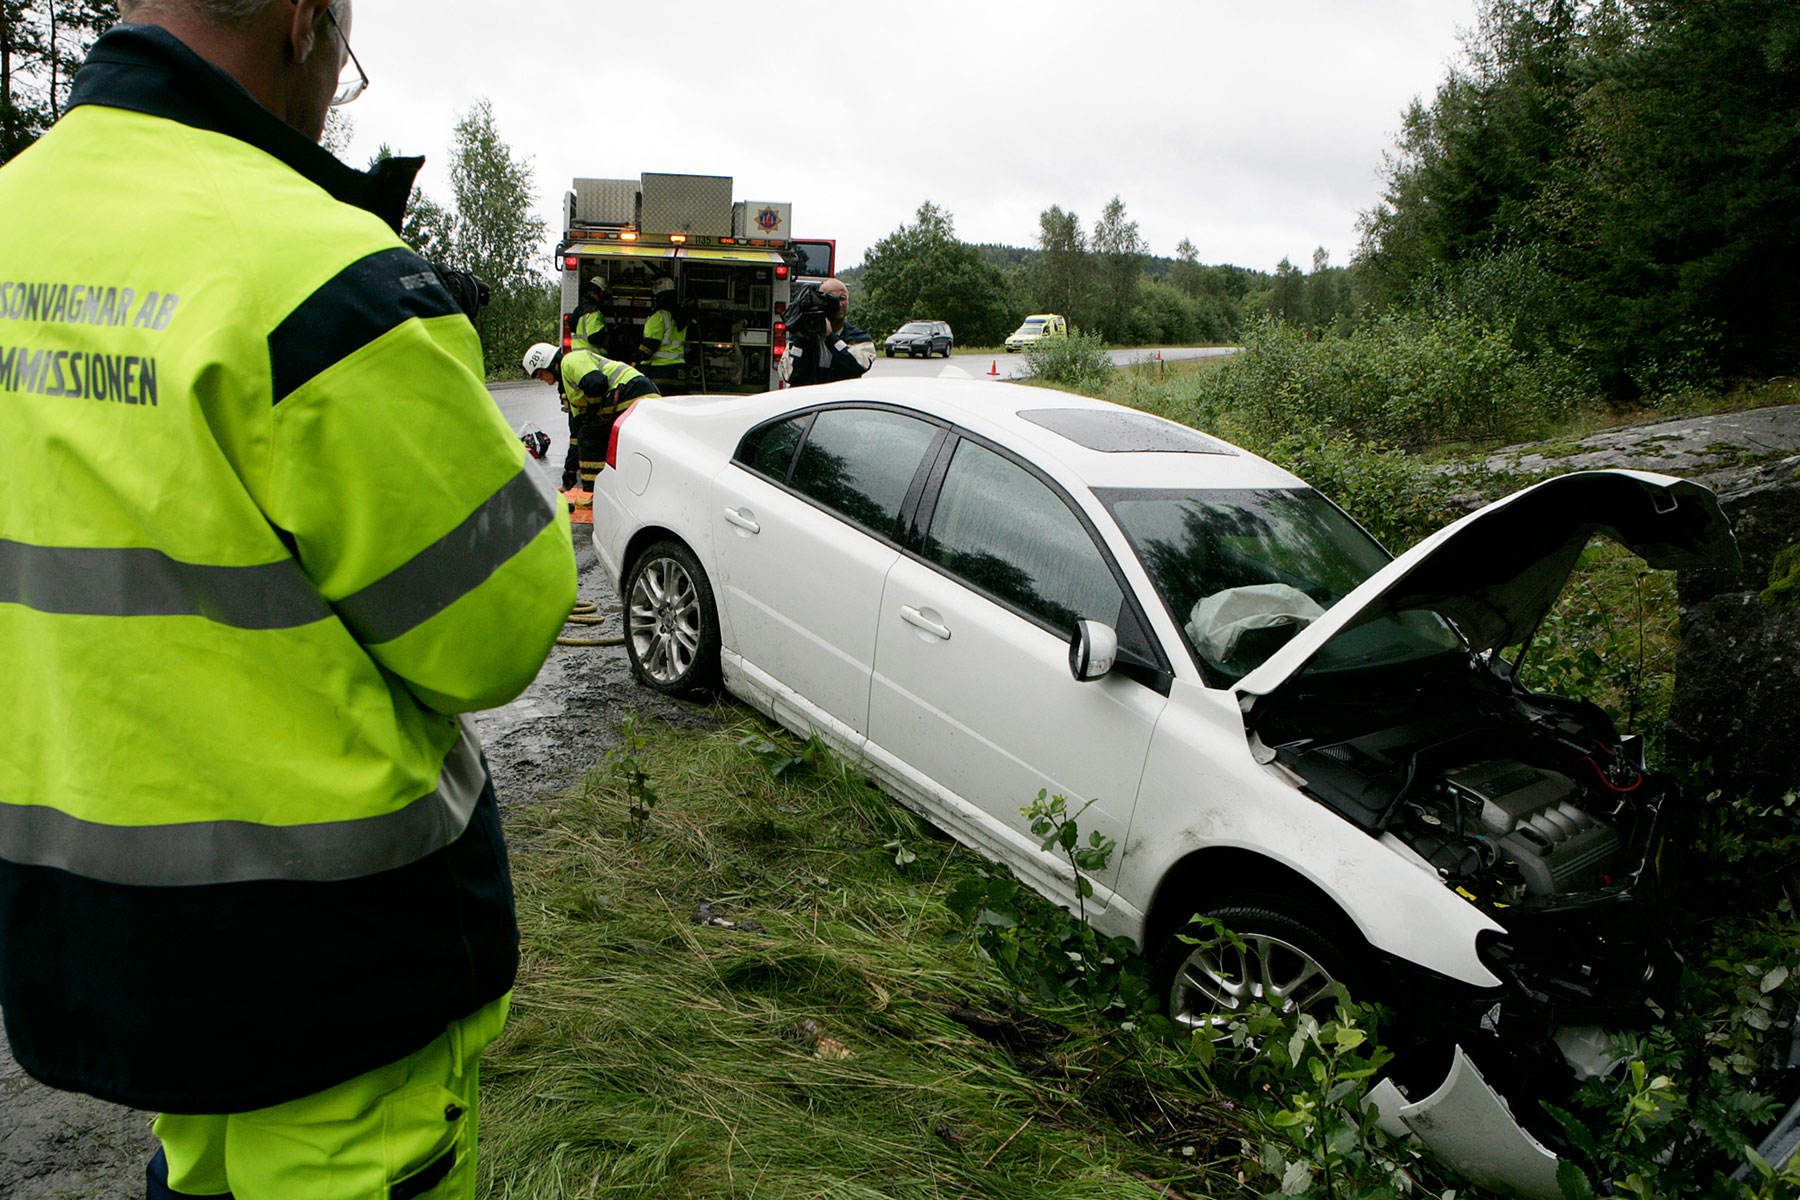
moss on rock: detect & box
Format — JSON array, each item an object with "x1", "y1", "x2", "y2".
[{"x1": 1762, "y1": 543, "x2": 1800, "y2": 610}]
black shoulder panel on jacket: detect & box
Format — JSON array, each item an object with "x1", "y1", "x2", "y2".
[{"x1": 268, "y1": 248, "x2": 462, "y2": 404}]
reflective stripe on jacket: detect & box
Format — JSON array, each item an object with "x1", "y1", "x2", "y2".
[
  {"x1": 574, "y1": 307, "x2": 605, "y2": 349},
  {"x1": 0, "y1": 25, "x2": 576, "y2": 1112}
]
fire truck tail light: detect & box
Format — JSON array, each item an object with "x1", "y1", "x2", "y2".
[
  {"x1": 620, "y1": 231, "x2": 638, "y2": 241},
  {"x1": 563, "y1": 255, "x2": 577, "y2": 270},
  {"x1": 776, "y1": 265, "x2": 788, "y2": 277},
  {"x1": 670, "y1": 234, "x2": 687, "y2": 243}
]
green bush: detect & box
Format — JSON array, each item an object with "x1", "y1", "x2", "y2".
[
  {"x1": 1021, "y1": 329, "x2": 1115, "y2": 391},
  {"x1": 1187, "y1": 313, "x2": 1594, "y2": 451},
  {"x1": 1541, "y1": 788, "x2": 1800, "y2": 1199}
]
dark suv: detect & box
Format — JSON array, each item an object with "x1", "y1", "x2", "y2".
[{"x1": 883, "y1": 320, "x2": 954, "y2": 358}]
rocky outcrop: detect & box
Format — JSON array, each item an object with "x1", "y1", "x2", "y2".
[{"x1": 1666, "y1": 456, "x2": 1800, "y2": 798}]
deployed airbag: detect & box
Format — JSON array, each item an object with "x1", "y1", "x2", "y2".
[{"x1": 1186, "y1": 584, "x2": 1323, "y2": 663}]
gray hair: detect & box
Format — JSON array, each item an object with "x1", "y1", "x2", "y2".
[{"x1": 120, "y1": 0, "x2": 344, "y2": 27}]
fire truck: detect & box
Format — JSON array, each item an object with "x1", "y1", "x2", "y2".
[{"x1": 556, "y1": 173, "x2": 836, "y2": 394}]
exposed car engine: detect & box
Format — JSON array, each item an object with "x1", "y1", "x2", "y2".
[
  {"x1": 1253, "y1": 654, "x2": 1675, "y2": 1031},
  {"x1": 1404, "y1": 759, "x2": 1625, "y2": 899}
]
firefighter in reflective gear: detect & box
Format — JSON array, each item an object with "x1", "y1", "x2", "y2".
[
  {"x1": 0, "y1": 6, "x2": 576, "y2": 1199},
  {"x1": 524, "y1": 340, "x2": 585, "y2": 489},
  {"x1": 524, "y1": 342, "x2": 658, "y2": 490},
  {"x1": 637, "y1": 280, "x2": 690, "y2": 393},
  {"x1": 571, "y1": 277, "x2": 607, "y2": 352}
]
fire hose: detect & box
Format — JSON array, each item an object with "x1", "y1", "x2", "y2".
[{"x1": 556, "y1": 601, "x2": 624, "y2": 648}]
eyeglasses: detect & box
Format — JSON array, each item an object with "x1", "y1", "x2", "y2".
[{"x1": 323, "y1": 8, "x2": 368, "y2": 107}]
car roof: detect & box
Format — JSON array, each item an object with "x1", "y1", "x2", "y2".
[{"x1": 753, "y1": 377, "x2": 1305, "y2": 493}]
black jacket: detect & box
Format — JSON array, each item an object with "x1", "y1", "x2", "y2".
[{"x1": 785, "y1": 322, "x2": 873, "y2": 387}]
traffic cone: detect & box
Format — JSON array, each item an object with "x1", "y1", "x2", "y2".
[
  {"x1": 1156, "y1": 350, "x2": 1163, "y2": 362},
  {"x1": 987, "y1": 360, "x2": 1000, "y2": 376}
]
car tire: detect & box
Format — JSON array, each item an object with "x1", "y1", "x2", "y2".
[
  {"x1": 885, "y1": 349, "x2": 894, "y2": 358},
  {"x1": 1152, "y1": 900, "x2": 1362, "y2": 1036},
  {"x1": 623, "y1": 539, "x2": 721, "y2": 698}
]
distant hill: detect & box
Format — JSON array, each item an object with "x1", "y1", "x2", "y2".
[{"x1": 968, "y1": 244, "x2": 1266, "y2": 284}]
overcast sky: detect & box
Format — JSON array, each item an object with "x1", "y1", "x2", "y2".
[{"x1": 337, "y1": 0, "x2": 1479, "y2": 276}]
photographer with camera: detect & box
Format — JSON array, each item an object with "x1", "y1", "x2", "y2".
[{"x1": 780, "y1": 277, "x2": 875, "y2": 387}]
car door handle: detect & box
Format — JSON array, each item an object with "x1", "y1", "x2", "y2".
[
  {"x1": 899, "y1": 605, "x2": 951, "y2": 640},
  {"x1": 723, "y1": 507, "x2": 761, "y2": 534}
]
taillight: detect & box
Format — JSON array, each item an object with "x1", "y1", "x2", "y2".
[
  {"x1": 773, "y1": 320, "x2": 787, "y2": 361},
  {"x1": 606, "y1": 401, "x2": 638, "y2": 470},
  {"x1": 563, "y1": 255, "x2": 577, "y2": 270},
  {"x1": 776, "y1": 265, "x2": 788, "y2": 277},
  {"x1": 561, "y1": 312, "x2": 572, "y2": 351}
]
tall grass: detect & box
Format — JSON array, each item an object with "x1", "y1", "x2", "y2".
[{"x1": 480, "y1": 718, "x2": 1247, "y2": 1199}]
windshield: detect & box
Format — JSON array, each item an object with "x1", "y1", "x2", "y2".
[
  {"x1": 898, "y1": 322, "x2": 933, "y2": 333},
  {"x1": 1020, "y1": 319, "x2": 1046, "y2": 330},
  {"x1": 1104, "y1": 488, "x2": 1462, "y2": 684}
]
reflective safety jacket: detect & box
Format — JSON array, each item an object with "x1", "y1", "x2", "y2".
[
  {"x1": 573, "y1": 307, "x2": 606, "y2": 350},
  {"x1": 0, "y1": 27, "x2": 576, "y2": 1113},
  {"x1": 641, "y1": 309, "x2": 688, "y2": 366},
  {"x1": 560, "y1": 348, "x2": 657, "y2": 415}
]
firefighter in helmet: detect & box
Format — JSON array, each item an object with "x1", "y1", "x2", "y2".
[{"x1": 524, "y1": 341, "x2": 658, "y2": 491}]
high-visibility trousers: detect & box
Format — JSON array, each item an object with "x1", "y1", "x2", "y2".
[{"x1": 147, "y1": 994, "x2": 509, "y2": 1200}]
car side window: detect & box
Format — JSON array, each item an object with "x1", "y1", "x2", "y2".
[
  {"x1": 789, "y1": 408, "x2": 940, "y2": 540},
  {"x1": 737, "y1": 415, "x2": 809, "y2": 482},
  {"x1": 924, "y1": 438, "x2": 1123, "y2": 634}
]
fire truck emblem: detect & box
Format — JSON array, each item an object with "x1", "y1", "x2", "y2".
[{"x1": 756, "y1": 207, "x2": 783, "y2": 233}]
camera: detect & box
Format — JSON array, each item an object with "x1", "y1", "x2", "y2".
[
  {"x1": 785, "y1": 282, "x2": 842, "y2": 339},
  {"x1": 431, "y1": 264, "x2": 491, "y2": 318}
]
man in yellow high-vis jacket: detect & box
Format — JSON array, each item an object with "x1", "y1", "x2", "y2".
[
  {"x1": 0, "y1": 3, "x2": 576, "y2": 1197},
  {"x1": 524, "y1": 341, "x2": 658, "y2": 491},
  {"x1": 571, "y1": 277, "x2": 608, "y2": 352},
  {"x1": 636, "y1": 281, "x2": 690, "y2": 393}
]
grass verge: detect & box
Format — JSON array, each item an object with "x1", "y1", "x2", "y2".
[{"x1": 480, "y1": 715, "x2": 1249, "y2": 1200}]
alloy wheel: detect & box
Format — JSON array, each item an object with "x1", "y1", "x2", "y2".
[{"x1": 627, "y1": 555, "x2": 704, "y2": 685}]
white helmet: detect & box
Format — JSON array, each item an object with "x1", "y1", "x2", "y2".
[{"x1": 522, "y1": 343, "x2": 558, "y2": 375}]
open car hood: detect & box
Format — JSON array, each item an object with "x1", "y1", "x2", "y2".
[{"x1": 1235, "y1": 470, "x2": 1740, "y2": 702}]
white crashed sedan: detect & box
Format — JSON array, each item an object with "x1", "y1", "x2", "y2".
[{"x1": 590, "y1": 377, "x2": 1736, "y2": 1197}]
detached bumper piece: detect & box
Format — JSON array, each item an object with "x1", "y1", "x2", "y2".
[
  {"x1": 1366, "y1": 1045, "x2": 1562, "y2": 1200},
  {"x1": 1737, "y1": 1091, "x2": 1800, "y2": 1184}
]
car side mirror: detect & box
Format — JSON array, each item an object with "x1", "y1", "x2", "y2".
[{"x1": 1069, "y1": 620, "x2": 1118, "y2": 682}]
